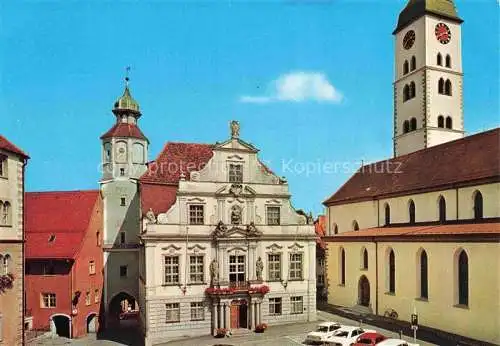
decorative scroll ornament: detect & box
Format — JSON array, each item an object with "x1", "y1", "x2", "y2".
[{"x1": 213, "y1": 221, "x2": 228, "y2": 238}]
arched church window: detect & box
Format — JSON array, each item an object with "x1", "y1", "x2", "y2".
[
  {"x1": 437, "y1": 53, "x2": 443, "y2": 66},
  {"x1": 403, "y1": 120, "x2": 410, "y2": 134},
  {"x1": 419, "y1": 250, "x2": 428, "y2": 299},
  {"x1": 438, "y1": 78, "x2": 445, "y2": 94},
  {"x1": 445, "y1": 79, "x2": 452, "y2": 96},
  {"x1": 457, "y1": 249, "x2": 469, "y2": 306},
  {"x1": 438, "y1": 195, "x2": 446, "y2": 223},
  {"x1": 408, "y1": 199, "x2": 416, "y2": 224},
  {"x1": 231, "y1": 205, "x2": 242, "y2": 225},
  {"x1": 1, "y1": 202, "x2": 10, "y2": 226},
  {"x1": 410, "y1": 118, "x2": 417, "y2": 131},
  {"x1": 384, "y1": 203, "x2": 391, "y2": 225},
  {"x1": 340, "y1": 248, "x2": 346, "y2": 285},
  {"x1": 403, "y1": 60, "x2": 409, "y2": 75},
  {"x1": 473, "y1": 190, "x2": 483, "y2": 220},
  {"x1": 446, "y1": 54, "x2": 452, "y2": 68},
  {"x1": 388, "y1": 249, "x2": 396, "y2": 293},
  {"x1": 445, "y1": 116, "x2": 453, "y2": 129},
  {"x1": 403, "y1": 85, "x2": 410, "y2": 102},
  {"x1": 352, "y1": 220, "x2": 359, "y2": 231},
  {"x1": 410, "y1": 82, "x2": 416, "y2": 98},
  {"x1": 411, "y1": 56, "x2": 416, "y2": 71},
  {"x1": 438, "y1": 115, "x2": 444, "y2": 128}
]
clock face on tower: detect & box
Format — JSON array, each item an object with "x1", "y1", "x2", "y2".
[
  {"x1": 435, "y1": 23, "x2": 451, "y2": 44},
  {"x1": 402, "y1": 30, "x2": 415, "y2": 50}
]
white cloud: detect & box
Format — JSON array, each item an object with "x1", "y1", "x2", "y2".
[{"x1": 240, "y1": 71, "x2": 343, "y2": 104}]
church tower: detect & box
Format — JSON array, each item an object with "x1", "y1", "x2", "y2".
[
  {"x1": 100, "y1": 75, "x2": 148, "y2": 324},
  {"x1": 393, "y1": 0, "x2": 464, "y2": 157}
]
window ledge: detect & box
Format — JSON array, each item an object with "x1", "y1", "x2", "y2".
[
  {"x1": 337, "y1": 284, "x2": 345, "y2": 287},
  {"x1": 0, "y1": 176, "x2": 8, "y2": 180},
  {"x1": 165, "y1": 320, "x2": 180, "y2": 324},
  {"x1": 0, "y1": 224, "x2": 13, "y2": 228},
  {"x1": 385, "y1": 292, "x2": 396, "y2": 296},
  {"x1": 187, "y1": 282, "x2": 207, "y2": 286},
  {"x1": 266, "y1": 279, "x2": 282, "y2": 283},
  {"x1": 415, "y1": 297, "x2": 428, "y2": 302},
  {"x1": 162, "y1": 283, "x2": 181, "y2": 287},
  {"x1": 359, "y1": 268, "x2": 368, "y2": 271},
  {"x1": 453, "y1": 304, "x2": 469, "y2": 310},
  {"x1": 288, "y1": 279, "x2": 303, "y2": 282}
]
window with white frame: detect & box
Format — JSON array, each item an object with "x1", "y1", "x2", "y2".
[
  {"x1": 228, "y1": 163, "x2": 243, "y2": 183},
  {"x1": 164, "y1": 256, "x2": 180, "y2": 285},
  {"x1": 189, "y1": 255, "x2": 204, "y2": 283},
  {"x1": 190, "y1": 302, "x2": 205, "y2": 321},
  {"x1": 189, "y1": 205, "x2": 204, "y2": 225},
  {"x1": 2, "y1": 255, "x2": 10, "y2": 275},
  {"x1": 268, "y1": 254, "x2": 281, "y2": 281},
  {"x1": 85, "y1": 291, "x2": 91, "y2": 305},
  {"x1": 266, "y1": 206, "x2": 280, "y2": 225},
  {"x1": 268, "y1": 297, "x2": 282, "y2": 315},
  {"x1": 0, "y1": 155, "x2": 7, "y2": 178},
  {"x1": 41, "y1": 293, "x2": 56, "y2": 308},
  {"x1": 289, "y1": 253, "x2": 303, "y2": 280},
  {"x1": 166, "y1": 303, "x2": 180, "y2": 323},
  {"x1": 94, "y1": 289, "x2": 100, "y2": 303},
  {"x1": 229, "y1": 255, "x2": 245, "y2": 284},
  {"x1": 291, "y1": 296, "x2": 303, "y2": 314},
  {"x1": 0, "y1": 201, "x2": 10, "y2": 226}
]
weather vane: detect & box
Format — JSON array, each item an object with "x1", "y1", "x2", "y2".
[{"x1": 125, "y1": 66, "x2": 131, "y2": 86}]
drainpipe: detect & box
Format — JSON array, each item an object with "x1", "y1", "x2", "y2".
[
  {"x1": 375, "y1": 238, "x2": 379, "y2": 316},
  {"x1": 21, "y1": 159, "x2": 27, "y2": 346},
  {"x1": 70, "y1": 259, "x2": 74, "y2": 338},
  {"x1": 377, "y1": 200, "x2": 380, "y2": 227}
]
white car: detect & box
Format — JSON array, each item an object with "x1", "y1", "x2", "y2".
[
  {"x1": 325, "y1": 326, "x2": 376, "y2": 346},
  {"x1": 376, "y1": 339, "x2": 419, "y2": 346},
  {"x1": 305, "y1": 322, "x2": 342, "y2": 344}
]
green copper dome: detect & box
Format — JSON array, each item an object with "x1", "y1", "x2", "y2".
[
  {"x1": 113, "y1": 85, "x2": 140, "y2": 114},
  {"x1": 394, "y1": 0, "x2": 463, "y2": 34}
]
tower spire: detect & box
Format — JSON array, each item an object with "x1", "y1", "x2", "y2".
[{"x1": 125, "y1": 66, "x2": 131, "y2": 87}]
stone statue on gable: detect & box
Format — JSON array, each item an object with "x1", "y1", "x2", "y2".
[
  {"x1": 145, "y1": 208, "x2": 157, "y2": 224},
  {"x1": 209, "y1": 259, "x2": 219, "y2": 283},
  {"x1": 230, "y1": 120, "x2": 240, "y2": 138}
]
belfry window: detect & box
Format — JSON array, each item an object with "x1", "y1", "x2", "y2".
[
  {"x1": 403, "y1": 85, "x2": 410, "y2": 102},
  {"x1": 445, "y1": 79, "x2": 452, "y2": 96},
  {"x1": 446, "y1": 54, "x2": 452, "y2": 68},
  {"x1": 445, "y1": 116, "x2": 453, "y2": 129},
  {"x1": 410, "y1": 82, "x2": 416, "y2": 98},
  {"x1": 438, "y1": 115, "x2": 444, "y2": 128},
  {"x1": 403, "y1": 60, "x2": 409, "y2": 75},
  {"x1": 410, "y1": 56, "x2": 416, "y2": 71},
  {"x1": 403, "y1": 120, "x2": 410, "y2": 134},
  {"x1": 410, "y1": 118, "x2": 417, "y2": 131},
  {"x1": 438, "y1": 196, "x2": 446, "y2": 223},
  {"x1": 352, "y1": 220, "x2": 359, "y2": 231},
  {"x1": 437, "y1": 53, "x2": 443, "y2": 66},
  {"x1": 438, "y1": 78, "x2": 445, "y2": 94},
  {"x1": 384, "y1": 203, "x2": 391, "y2": 225}
]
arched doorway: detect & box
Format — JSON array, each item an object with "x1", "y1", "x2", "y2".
[
  {"x1": 50, "y1": 314, "x2": 71, "y2": 338},
  {"x1": 87, "y1": 313, "x2": 97, "y2": 333},
  {"x1": 108, "y1": 292, "x2": 139, "y2": 329},
  {"x1": 358, "y1": 275, "x2": 370, "y2": 307}
]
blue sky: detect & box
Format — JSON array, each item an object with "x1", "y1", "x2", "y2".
[{"x1": 1, "y1": 1, "x2": 498, "y2": 215}]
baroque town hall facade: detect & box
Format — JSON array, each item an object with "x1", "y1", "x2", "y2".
[{"x1": 100, "y1": 82, "x2": 317, "y2": 345}]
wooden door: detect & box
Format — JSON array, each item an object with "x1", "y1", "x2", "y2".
[{"x1": 230, "y1": 304, "x2": 239, "y2": 329}]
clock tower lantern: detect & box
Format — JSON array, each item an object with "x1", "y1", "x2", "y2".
[
  {"x1": 99, "y1": 75, "x2": 148, "y2": 327},
  {"x1": 393, "y1": 0, "x2": 464, "y2": 157}
]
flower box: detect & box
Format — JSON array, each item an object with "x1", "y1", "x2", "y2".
[{"x1": 255, "y1": 323, "x2": 267, "y2": 333}]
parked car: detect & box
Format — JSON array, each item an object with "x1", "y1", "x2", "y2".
[
  {"x1": 353, "y1": 332, "x2": 387, "y2": 345},
  {"x1": 325, "y1": 326, "x2": 376, "y2": 346},
  {"x1": 305, "y1": 322, "x2": 342, "y2": 344},
  {"x1": 376, "y1": 339, "x2": 419, "y2": 346}
]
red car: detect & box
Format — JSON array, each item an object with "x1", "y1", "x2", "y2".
[{"x1": 353, "y1": 332, "x2": 387, "y2": 345}]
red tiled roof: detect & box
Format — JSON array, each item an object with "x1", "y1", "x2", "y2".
[
  {"x1": 25, "y1": 190, "x2": 99, "y2": 259},
  {"x1": 314, "y1": 215, "x2": 327, "y2": 249},
  {"x1": 0, "y1": 135, "x2": 29, "y2": 158},
  {"x1": 140, "y1": 142, "x2": 214, "y2": 184},
  {"x1": 324, "y1": 128, "x2": 500, "y2": 206},
  {"x1": 325, "y1": 222, "x2": 500, "y2": 240},
  {"x1": 139, "y1": 142, "x2": 213, "y2": 215},
  {"x1": 140, "y1": 183, "x2": 178, "y2": 215},
  {"x1": 100, "y1": 122, "x2": 148, "y2": 141}
]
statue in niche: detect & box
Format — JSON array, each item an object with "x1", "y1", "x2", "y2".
[
  {"x1": 209, "y1": 259, "x2": 219, "y2": 283},
  {"x1": 256, "y1": 257, "x2": 264, "y2": 281},
  {"x1": 231, "y1": 205, "x2": 242, "y2": 225},
  {"x1": 213, "y1": 221, "x2": 227, "y2": 238},
  {"x1": 230, "y1": 120, "x2": 240, "y2": 138},
  {"x1": 145, "y1": 208, "x2": 157, "y2": 224}
]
